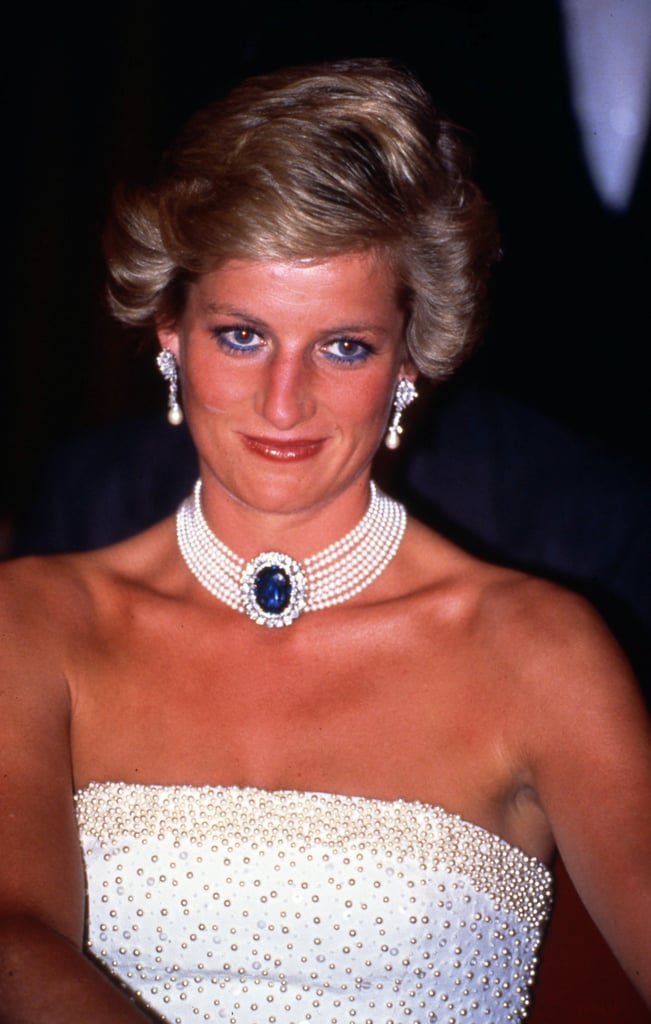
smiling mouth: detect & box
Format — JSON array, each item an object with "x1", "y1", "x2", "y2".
[{"x1": 242, "y1": 435, "x2": 326, "y2": 461}]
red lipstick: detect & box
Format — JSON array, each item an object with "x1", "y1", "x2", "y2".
[{"x1": 242, "y1": 435, "x2": 325, "y2": 462}]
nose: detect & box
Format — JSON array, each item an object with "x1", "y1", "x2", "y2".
[{"x1": 256, "y1": 350, "x2": 316, "y2": 430}]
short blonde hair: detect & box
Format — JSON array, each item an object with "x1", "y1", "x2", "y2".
[{"x1": 105, "y1": 59, "x2": 499, "y2": 380}]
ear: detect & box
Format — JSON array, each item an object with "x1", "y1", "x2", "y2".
[
  {"x1": 156, "y1": 320, "x2": 181, "y2": 361},
  {"x1": 398, "y1": 355, "x2": 418, "y2": 383}
]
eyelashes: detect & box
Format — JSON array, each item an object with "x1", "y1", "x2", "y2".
[
  {"x1": 212, "y1": 326, "x2": 262, "y2": 354},
  {"x1": 211, "y1": 325, "x2": 377, "y2": 365},
  {"x1": 322, "y1": 337, "x2": 375, "y2": 364}
]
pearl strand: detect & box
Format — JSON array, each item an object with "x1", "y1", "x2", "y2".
[{"x1": 176, "y1": 480, "x2": 406, "y2": 627}]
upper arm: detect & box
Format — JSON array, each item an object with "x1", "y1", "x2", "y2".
[
  {"x1": 0, "y1": 561, "x2": 86, "y2": 944},
  {"x1": 515, "y1": 585, "x2": 651, "y2": 1000}
]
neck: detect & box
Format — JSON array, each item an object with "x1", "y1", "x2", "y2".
[{"x1": 196, "y1": 471, "x2": 374, "y2": 562}]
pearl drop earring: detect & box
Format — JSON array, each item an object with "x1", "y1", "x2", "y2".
[
  {"x1": 156, "y1": 349, "x2": 184, "y2": 426},
  {"x1": 385, "y1": 379, "x2": 418, "y2": 449}
]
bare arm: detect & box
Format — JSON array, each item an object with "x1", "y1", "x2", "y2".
[
  {"x1": 515, "y1": 585, "x2": 651, "y2": 1004},
  {"x1": 0, "y1": 918, "x2": 155, "y2": 1023},
  {"x1": 0, "y1": 560, "x2": 155, "y2": 1022}
]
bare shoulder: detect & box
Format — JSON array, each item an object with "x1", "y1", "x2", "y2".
[
  {"x1": 1, "y1": 551, "x2": 91, "y2": 626},
  {"x1": 401, "y1": 515, "x2": 643, "y2": 709},
  {"x1": 0, "y1": 554, "x2": 86, "y2": 683},
  {"x1": 4, "y1": 516, "x2": 177, "y2": 596},
  {"x1": 477, "y1": 563, "x2": 640, "y2": 709},
  {"x1": 0, "y1": 517, "x2": 177, "y2": 669}
]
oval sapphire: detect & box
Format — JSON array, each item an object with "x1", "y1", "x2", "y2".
[{"x1": 254, "y1": 565, "x2": 292, "y2": 614}]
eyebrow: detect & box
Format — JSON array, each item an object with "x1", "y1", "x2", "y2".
[
  {"x1": 204, "y1": 303, "x2": 396, "y2": 338},
  {"x1": 205, "y1": 303, "x2": 268, "y2": 328}
]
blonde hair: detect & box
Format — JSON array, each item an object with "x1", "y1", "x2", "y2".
[{"x1": 105, "y1": 59, "x2": 499, "y2": 379}]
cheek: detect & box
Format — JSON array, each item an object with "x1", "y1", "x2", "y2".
[
  {"x1": 181, "y1": 345, "x2": 246, "y2": 411},
  {"x1": 336, "y1": 378, "x2": 395, "y2": 436}
]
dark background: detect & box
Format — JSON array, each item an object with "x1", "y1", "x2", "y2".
[{"x1": 4, "y1": 0, "x2": 650, "y2": 535}]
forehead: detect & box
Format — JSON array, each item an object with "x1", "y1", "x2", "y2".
[{"x1": 187, "y1": 251, "x2": 403, "y2": 328}]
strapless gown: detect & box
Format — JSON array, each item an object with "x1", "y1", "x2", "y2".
[{"x1": 75, "y1": 783, "x2": 553, "y2": 1024}]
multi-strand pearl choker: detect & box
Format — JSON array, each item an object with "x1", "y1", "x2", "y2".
[{"x1": 176, "y1": 480, "x2": 407, "y2": 627}]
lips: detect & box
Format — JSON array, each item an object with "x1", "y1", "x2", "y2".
[{"x1": 241, "y1": 435, "x2": 326, "y2": 461}]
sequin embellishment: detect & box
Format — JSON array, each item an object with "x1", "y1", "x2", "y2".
[{"x1": 75, "y1": 783, "x2": 553, "y2": 1024}]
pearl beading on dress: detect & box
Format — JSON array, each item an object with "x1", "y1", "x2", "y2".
[
  {"x1": 176, "y1": 480, "x2": 407, "y2": 626},
  {"x1": 75, "y1": 782, "x2": 553, "y2": 1024}
]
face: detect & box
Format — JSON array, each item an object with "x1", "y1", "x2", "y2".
[{"x1": 158, "y1": 251, "x2": 415, "y2": 517}]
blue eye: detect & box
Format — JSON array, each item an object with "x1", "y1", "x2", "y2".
[
  {"x1": 213, "y1": 326, "x2": 262, "y2": 353},
  {"x1": 323, "y1": 337, "x2": 374, "y2": 365}
]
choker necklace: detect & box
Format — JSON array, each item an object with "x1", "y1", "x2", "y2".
[{"x1": 176, "y1": 480, "x2": 406, "y2": 628}]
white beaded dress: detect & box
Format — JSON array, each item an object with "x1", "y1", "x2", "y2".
[{"x1": 75, "y1": 783, "x2": 553, "y2": 1024}]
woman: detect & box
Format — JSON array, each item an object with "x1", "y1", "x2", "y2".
[{"x1": 1, "y1": 59, "x2": 649, "y2": 1023}]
